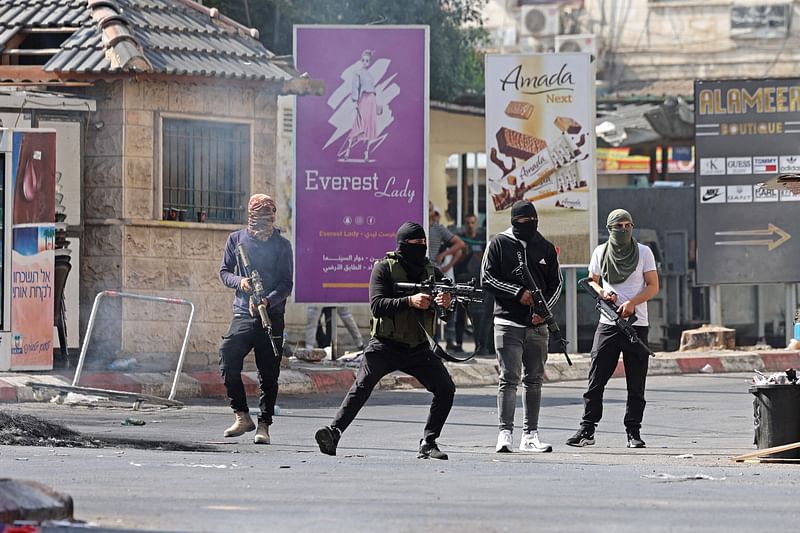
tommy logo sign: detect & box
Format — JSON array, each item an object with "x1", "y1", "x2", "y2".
[{"x1": 753, "y1": 156, "x2": 778, "y2": 174}]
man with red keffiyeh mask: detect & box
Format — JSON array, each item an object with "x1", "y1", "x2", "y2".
[{"x1": 218, "y1": 194, "x2": 293, "y2": 444}]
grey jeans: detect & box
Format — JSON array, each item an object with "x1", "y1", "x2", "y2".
[{"x1": 495, "y1": 323, "x2": 549, "y2": 433}]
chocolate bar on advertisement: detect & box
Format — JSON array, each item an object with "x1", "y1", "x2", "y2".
[{"x1": 548, "y1": 138, "x2": 571, "y2": 167}]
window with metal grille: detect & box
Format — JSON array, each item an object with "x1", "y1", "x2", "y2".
[{"x1": 162, "y1": 118, "x2": 250, "y2": 224}]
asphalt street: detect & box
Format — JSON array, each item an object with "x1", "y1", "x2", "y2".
[{"x1": 1, "y1": 372, "x2": 797, "y2": 532}]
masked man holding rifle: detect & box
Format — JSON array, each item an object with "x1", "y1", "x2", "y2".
[
  {"x1": 481, "y1": 200, "x2": 562, "y2": 454},
  {"x1": 218, "y1": 194, "x2": 293, "y2": 444},
  {"x1": 315, "y1": 222, "x2": 456, "y2": 460},
  {"x1": 566, "y1": 209, "x2": 658, "y2": 449}
]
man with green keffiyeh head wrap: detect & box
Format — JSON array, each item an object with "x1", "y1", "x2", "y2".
[{"x1": 565, "y1": 208, "x2": 659, "y2": 450}]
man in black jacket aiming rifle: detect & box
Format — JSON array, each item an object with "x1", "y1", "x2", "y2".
[
  {"x1": 481, "y1": 200, "x2": 563, "y2": 454},
  {"x1": 315, "y1": 222, "x2": 456, "y2": 460},
  {"x1": 566, "y1": 209, "x2": 659, "y2": 449}
]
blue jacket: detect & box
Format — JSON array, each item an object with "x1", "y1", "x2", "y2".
[{"x1": 219, "y1": 228, "x2": 293, "y2": 316}]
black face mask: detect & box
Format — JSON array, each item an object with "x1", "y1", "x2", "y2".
[
  {"x1": 398, "y1": 242, "x2": 427, "y2": 265},
  {"x1": 512, "y1": 219, "x2": 538, "y2": 241}
]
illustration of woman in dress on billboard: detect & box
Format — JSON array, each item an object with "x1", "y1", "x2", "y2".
[{"x1": 338, "y1": 49, "x2": 387, "y2": 162}]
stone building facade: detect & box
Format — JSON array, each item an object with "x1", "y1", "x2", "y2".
[{"x1": 80, "y1": 79, "x2": 284, "y2": 369}]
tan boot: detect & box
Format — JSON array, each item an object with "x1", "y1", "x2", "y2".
[
  {"x1": 253, "y1": 421, "x2": 270, "y2": 444},
  {"x1": 223, "y1": 410, "x2": 255, "y2": 437}
]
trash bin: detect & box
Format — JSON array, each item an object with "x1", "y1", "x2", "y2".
[{"x1": 750, "y1": 384, "x2": 800, "y2": 459}]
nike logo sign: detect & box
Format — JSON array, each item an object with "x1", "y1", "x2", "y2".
[{"x1": 702, "y1": 189, "x2": 721, "y2": 201}]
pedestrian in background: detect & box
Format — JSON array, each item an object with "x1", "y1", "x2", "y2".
[
  {"x1": 453, "y1": 213, "x2": 488, "y2": 355},
  {"x1": 305, "y1": 305, "x2": 365, "y2": 352},
  {"x1": 482, "y1": 200, "x2": 562, "y2": 453},
  {"x1": 428, "y1": 202, "x2": 465, "y2": 351},
  {"x1": 566, "y1": 209, "x2": 658, "y2": 449}
]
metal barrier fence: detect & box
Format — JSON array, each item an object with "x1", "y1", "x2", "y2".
[{"x1": 72, "y1": 290, "x2": 195, "y2": 402}]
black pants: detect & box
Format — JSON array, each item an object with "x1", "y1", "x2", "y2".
[
  {"x1": 331, "y1": 339, "x2": 456, "y2": 444},
  {"x1": 219, "y1": 314, "x2": 284, "y2": 424},
  {"x1": 581, "y1": 323, "x2": 649, "y2": 431}
]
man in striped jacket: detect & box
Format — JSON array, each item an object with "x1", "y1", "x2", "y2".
[{"x1": 481, "y1": 200, "x2": 562, "y2": 454}]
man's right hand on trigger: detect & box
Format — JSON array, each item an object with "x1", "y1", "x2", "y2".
[
  {"x1": 409, "y1": 293, "x2": 432, "y2": 310},
  {"x1": 240, "y1": 278, "x2": 252, "y2": 294}
]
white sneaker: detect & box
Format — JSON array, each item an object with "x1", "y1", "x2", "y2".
[
  {"x1": 519, "y1": 431, "x2": 553, "y2": 453},
  {"x1": 495, "y1": 429, "x2": 513, "y2": 453}
]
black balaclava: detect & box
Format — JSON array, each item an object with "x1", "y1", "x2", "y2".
[
  {"x1": 510, "y1": 200, "x2": 539, "y2": 242},
  {"x1": 395, "y1": 221, "x2": 427, "y2": 279}
]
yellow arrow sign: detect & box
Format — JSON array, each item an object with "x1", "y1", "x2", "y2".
[{"x1": 714, "y1": 224, "x2": 791, "y2": 251}]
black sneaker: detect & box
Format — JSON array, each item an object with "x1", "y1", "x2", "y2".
[
  {"x1": 565, "y1": 427, "x2": 595, "y2": 447},
  {"x1": 315, "y1": 425, "x2": 340, "y2": 456},
  {"x1": 418, "y1": 440, "x2": 448, "y2": 460},
  {"x1": 626, "y1": 429, "x2": 646, "y2": 448}
]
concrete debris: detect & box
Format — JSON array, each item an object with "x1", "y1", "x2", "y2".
[{"x1": 293, "y1": 348, "x2": 326, "y2": 362}]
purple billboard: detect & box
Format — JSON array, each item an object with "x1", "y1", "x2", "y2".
[{"x1": 294, "y1": 26, "x2": 429, "y2": 304}]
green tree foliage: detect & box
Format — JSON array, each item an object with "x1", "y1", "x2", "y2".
[{"x1": 205, "y1": 0, "x2": 487, "y2": 102}]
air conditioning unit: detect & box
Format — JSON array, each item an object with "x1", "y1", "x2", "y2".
[
  {"x1": 555, "y1": 34, "x2": 596, "y2": 56},
  {"x1": 519, "y1": 4, "x2": 560, "y2": 38},
  {"x1": 487, "y1": 26, "x2": 518, "y2": 50}
]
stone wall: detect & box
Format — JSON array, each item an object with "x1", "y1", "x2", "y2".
[{"x1": 80, "y1": 78, "x2": 281, "y2": 370}]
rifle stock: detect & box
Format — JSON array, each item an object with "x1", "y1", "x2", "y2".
[{"x1": 578, "y1": 277, "x2": 655, "y2": 357}]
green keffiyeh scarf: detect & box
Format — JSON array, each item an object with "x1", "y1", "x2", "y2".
[{"x1": 600, "y1": 209, "x2": 639, "y2": 284}]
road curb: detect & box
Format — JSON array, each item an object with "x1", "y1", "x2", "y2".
[
  {"x1": 0, "y1": 479, "x2": 73, "y2": 523},
  {"x1": 2, "y1": 350, "x2": 799, "y2": 403}
]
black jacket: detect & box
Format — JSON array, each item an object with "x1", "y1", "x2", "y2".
[{"x1": 480, "y1": 228, "x2": 562, "y2": 326}]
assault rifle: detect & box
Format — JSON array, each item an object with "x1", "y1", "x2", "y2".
[
  {"x1": 394, "y1": 277, "x2": 483, "y2": 363},
  {"x1": 394, "y1": 277, "x2": 483, "y2": 319},
  {"x1": 578, "y1": 277, "x2": 655, "y2": 357},
  {"x1": 236, "y1": 243, "x2": 280, "y2": 357},
  {"x1": 516, "y1": 262, "x2": 572, "y2": 366}
]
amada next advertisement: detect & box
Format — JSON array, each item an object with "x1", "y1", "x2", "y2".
[
  {"x1": 11, "y1": 131, "x2": 55, "y2": 370},
  {"x1": 485, "y1": 53, "x2": 596, "y2": 264},
  {"x1": 294, "y1": 25, "x2": 429, "y2": 304}
]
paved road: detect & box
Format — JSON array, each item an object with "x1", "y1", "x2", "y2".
[{"x1": 1, "y1": 373, "x2": 794, "y2": 532}]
